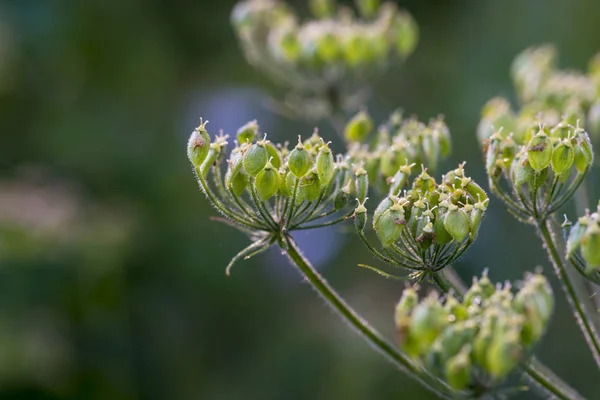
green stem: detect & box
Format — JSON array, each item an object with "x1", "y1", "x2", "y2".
[
  {"x1": 537, "y1": 218, "x2": 600, "y2": 370},
  {"x1": 435, "y1": 269, "x2": 585, "y2": 400},
  {"x1": 283, "y1": 235, "x2": 453, "y2": 399}
]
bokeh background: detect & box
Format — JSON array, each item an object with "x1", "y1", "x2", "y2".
[{"x1": 1, "y1": 0, "x2": 599, "y2": 399}]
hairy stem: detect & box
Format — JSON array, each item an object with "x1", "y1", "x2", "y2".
[
  {"x1": 537, "y1": 218, "x2": 600, "y2": 370},
  {"x1": 435, "y1": 269, "x2": 585, "y2": 400},
  {"x1": 283, "y1": 235, "x2": 454, "y2": 399}
]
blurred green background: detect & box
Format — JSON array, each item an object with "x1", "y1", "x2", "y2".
[{"x1": 0, "y1": 0, "x2": 599, "y2": 399}]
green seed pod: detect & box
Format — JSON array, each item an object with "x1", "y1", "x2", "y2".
[
  {"x1": 473, "y1": 327, "x2": 493, "y2": 371},
  {"x1": 355, "y1": 0, "x2": 379, "y2": 18},
  {"x1": 316, "y1": 144, "x2": 335, "y2": 186},
  {"x1": 395, "y1": 287, "x2": 418, "y2": 324},
  {"x1": 444, "y1": 349, "x2": 472, "y2": 391},
  {"x1": 288, "y1": 138, "x2": 312, "y2": 178},
  {"x1": 286, "y1": 172, "x2": 306, "y2": 204},
  {"x1": 279, "y1": 170, "x2": 292, "y2": 198},
  {"x1": 344, "y1": 34, "x2": 372, "y2": 67},
  {"x1": 444, "y1": 295, "x2": 468, "y2": 321},
  {"x1": 527, "y1": 132, "x2": 553, "y2": 171},
  {"x1": 316, "y1": 32, "x2": 340, "y2": 63},
  {"x1": 308, "y1": 0, "x2": 334, "y2": 18},
  {"x1": 355, "y1": 167, "x2": 369, "y2": 204},
  {"x1": 388, "y1": 164, "x2": 413, "y2": 196},
  {"x1": 373, "y1": 196, "x2": 394, "y2": 228},
  {"x1": 437, "y1": 322, "x2": 477, "y2": 362},
  {"x1": 374, "y1": 204, "x2": 405, "y2": 247},
  {"x1": 229, "y1": 169, "x2": 248, "y2": 196},
  {"x1": 511, "y1": 154, "x2": 534, "y2": 188},
  {"x1": 236, "y1": 120, "x2": 258, "y2": 144},
  {"x1": 255, "y1": 161, "x2": 280, "y2": 201},
  {"x1": 243, "y1": 142, "x2": 269, "y2": 177},
  {"x1": 485, "y1": 333, "x2": 522, "y2": 380},
  {"x1": 408, "y1": 295, "x2": 448, "y2": 356},
  {"x1": 551, "y1": 142, "x2": 574, "y2": 175},
  {"x1": 573, "y1": 135, "x2": 594, "y2": 172},
  {"x1": 344, "y1": 110, "x2": 374, "y2": 143},
  {"x1": 581, "y1": 224, "x2": 600, "y2": 268},
  {"x1": 199, "y1": 144, "x2": 221, "y2": 178},
  {"x1": 444, "y1": 207, "x2": 470, "y2": 242},
  {"x1": 333, "y1": 189, "x2": 349, "y2": 210},
  {"x1": 354, "y1": 203, "x2": 368, "y2": 233},
  {"x1": 433, "y1": 211, "x2": 453, "y2": 245},
  {"x1": 225, "y1": 153, "x2": 248, "y2": 196},
  {"x1": 567, "y1": 219, "x2": 587, "y2": 257},
  {"x1": 187, "y1": 121, "x2": 211, "y2": 167},
  {"x1": 464, "y1": 279, "x2": 483, "y2": 308},
  {"x1": 303, "y1": 171, "x2": 322, "y2": 202},
  {"x1": 265, "y1": 142, "x2": 282, "y2": 169}
]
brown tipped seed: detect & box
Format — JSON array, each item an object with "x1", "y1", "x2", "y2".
[
  {"x1": 527, "y1": 132, "x2": 553, "y2": 171},
  {"x1": 187, "y1": 121, "x2": 211, "y2": 167}
]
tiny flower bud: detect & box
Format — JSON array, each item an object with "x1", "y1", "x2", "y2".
[
  {"x1": 187, "y1": 120, "x2": 211, "y2": 167},
  {"x1": 316, "y1": 143, "x2": 335, "y2": 186},
  {"x1": 243, "y1": 141, "x2": 269, "y2": 177},
  {"x1": 236, "y1": 120, "x2": 259, "y2": 144},
  {"x1": 551, "y1": 141, "x2": 574, "y2": 175},
  {"x1": 443, "y1": 207, "x2": 471, "y2": 242},
  {"x1": 526, "y1": 132, "x2": 553, "y2": 172},
  {"x1": 254, "y1": 160, "x2": 280, "y2": 201},
  {"x1": 344, "y1": 110, "x2": 374, "y2": 143},
  {"x1": 288, "y1": 138, "x2": 312, "y2": 177}
]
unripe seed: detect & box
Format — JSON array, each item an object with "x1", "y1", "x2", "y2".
[
  {"x1": 344, "y1": 110, "x2": 374, "y2": 143},
  {"x1": 375, "y1": 206, "x2": 405, "y2": 247},
  {"x1": 265, "y1": 142, "x2": 282, "y2": 169},
  {"x1": 243, "y1": 142, "x2": 269, "y2": 177},
  {"x1": 408, "y1": 296, "x2": 448, "y2": 356},
  {"x1": 444, "y1": 349, "x2": 471, "y2": 391},
  {"x1": 573, "y1": 135, "x2": 594, "y2": 172},
  {"x1": 355, "y1": 167, "x2": 369, "y2": 204},
  {"x1": 393, "y1": 11, "x2": 418, "y2": 58},
  {"x1": 303, "y1": 171, "x2": 322, "y2": 202},
  {"x1": 255, "y1": 161, "x2": 280, "y2": 201},
  {"x1": 485, "y1": 333, "x2": 522, "y2": 380},
  {"x1": 373, "y1": 196, "x2": 394, "y2": 229},
  {"x1": 567, "y1": 220, "x2": 587, "y2": 257},
  {"x1": 187, "y1": 121, "x2": 211, "y2": 167},
  {"x1": 308, "y1": 0, "x2": 334, "y2": 18},
  {"x1": 316, "y1": 144, "x2": 335, "y2": 186},
  {"x1": 333, "y1": 189, "x2": 350, "y2": 210},
  {"x1": 444, "y1": 208, "x2": 470, "y2": 242},
  {"x1": 527, "y1": 132, "x2": 553, "y2": 171},
  {"x1": 511, "y1": 154, "x2": 534, "y2": 188},
  {"x1": 551, "y1": 142, "x2": 574, "y2": 175},
  {"x1": 288, "y1": 138, "x2": 312, "y2": 177},
  {"x1": 581, "y1": 225, "x2": 600, "y2": 268},
  {"x1": 236, "y1": 120, "x2": 258, "y2": 144},
  {"x1": 354, "y1": 203, "x2": 367, "y2": 233},
  {"x1": 395, "y1": 288, "x2": 418, "y2": 324},
  {"x1": 200, "y1": 145, "x2": 220, "y2": 178}
]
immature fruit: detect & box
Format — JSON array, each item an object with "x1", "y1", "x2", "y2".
[
  {"x1": 355, "y1": 167, "x2": 369, "y2": 204},
  {"x1": 444, "y1": 208, "x2": 470, "y2": 242},
  {"x1": 551, "y1": 142, "x2": 574, "y2": 175},
  {"x1": 354, "y1": 203, "x2": 367, "y2": 233},
  {"x1": 236, "y1": 120, "x2": 258, "y2": 144},
  {"x1": 255, "y1": 161, "x2": 280, "y2": 201},
  {"x1": 243, "y1": 142, "x2": 269, "y2": 177},
  {"x1": 288, "y1": 139, "x2": 312, "y2": 177},
  {"x1": 573, "y1": 135, "x2": 594, "y2": 172},
  {"x1": 187, "y1": 122, "x2": 211, "y2": 167},
  {"x1": 316, "y1": 144, "x2": 335, "y2": 186},
  {"x1": 444, "y1": 349, "x2": 471, "y2": 391},
  {"x1": 511, "y1": 154, "x2": 534, "y2": 188},
  {"x1": 344, "y1": 110, "x2": 373, "y2": 143},
  {"x1": 485, "y1": 333, "x2": 522, "y2": 380},
  {"x1": 581, "y1": 225, "x2": 600, "y2": 268},
  {"x1": 265, "y1": 142, "x2": 282, "y2": 169},
  {"x1": 374, "y1": 205, "x2": 405, "y2": 247},
  {"x1": 527, "y1": 132, "x2": 552, "y2": 171},
  {"x1": 408, "y1": 296, "x2": 448, "y2": 356}
]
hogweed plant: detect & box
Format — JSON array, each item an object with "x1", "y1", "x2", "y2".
[{"x1": 187, "y1": 1, "x2": 600, "y2": 399}]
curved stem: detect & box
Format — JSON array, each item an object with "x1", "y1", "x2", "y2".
[
  {"x1": 283, "y1": 235, "x2": 454, "y2": 399},
  {"x1": 537, "y1": 218, "x2": 600, "y2": 370},
  {"x1": 435, "y1": 269, "x2": 585, "y2": 400}
]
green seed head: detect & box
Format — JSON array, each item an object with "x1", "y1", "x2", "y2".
[
  {"x1": 288, "y1": 137, "x2": 312, "y2": 177},
  {"x1": 526, "y1": 131, "x2": 553, "y2": 171},
  {"x1": 444, "y1": 348, "x2": 472, "y2": 391},
  {"x1": 243, "y1": 139, "x2": 269, "y2": 177},
  {"x1": 187, "y1": 119, "x2": 211, "y2": 167},
  {"x1": 443, "y1": 207, "x2": 471, "y2": 242},
  {"x1": 344, "y1": 110, "x2": 374, "y2": 143},
  {"x1": 316, "y1": 142, "x2": 335, "y2": 186},
  {"x1": 551, "y1": 141, "x2": 574, "y2": 175},
  {"x1": 254, "y1": 160, "x2": 280, "y2": 201},
  {"x1": 374, "y1": 202, "x2": 405, "y2": 248}
]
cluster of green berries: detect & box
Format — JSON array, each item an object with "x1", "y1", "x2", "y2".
[
  {"x1": 566, "y1": 201, "x2": 600, "y2": 275},
  {"x1": 355, "y1": 164, "x2": 488, "y2": 275},
  {"x1": 230, "y1": 0, "x2": 417, "y2": 118},
  {"x1": 484, "y1": 119, "x2": 593, "y2": 221},
  {"x1": 478, "y1": 45, "x2": 600, "y2": 144},
  {"x1": 395, "y1": 272, "x2": 554, "y2": 392},
  {"x1": 187, "y1": 118, "x2": 364, "y2": 238},
  {"x1": 345, "y1": 109, "x2": 452, "y2": 194}
]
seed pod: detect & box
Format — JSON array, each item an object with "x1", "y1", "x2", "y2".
[
  {"x1": 444, "y1": 207, "x2": 470, "y2": 242},
  {"x1": 344, "y1": 110, "x2": 373, "y2": 143},
  {"x1": 485, "y1": 333, "x2": 522, "y2": 380},
  {"x1": 243, "y1": 142, "x2": 269, "y2": 177},
  {"x1": 511, "y1": 154, "x2": 534, "y2": 188},
  {"x1": 303, "y1": 171, "x2": 322, "y2": 202},
  {"x1": 355, "y1": 167, "x2": 369, "y2": 204},
  {"x1": 464, "y1": 279, "x2": 483, "y2": 308},
  {"x1": 236, "y1": 120, "x2": 258, "y2": 144},
  {"x1": 581, "y1": 224, "x2": 600, "y2": 268},
  {"x1": 333, "y1": 189, "x2": 349, "y2": 210},
  {"x1": 200, "y1": 144, "x2": 221, "y2": 178},
  {"x1": 373, "y1": 196, "x2": 394, "y2": 228},
  {"x1": 408, "y1": 295, "x2": 448, "y2": 356},
  {"x1": 354, "y1": 203, "x2": 367, "y2": 233},
  {"x1": 187, "y1": 122, "x2": 211, "y2": 167},
  {"x1": 567, "y1": 219, "x2": 587, "y2": 257},
  {"x1": 437, "y1": 321, "x2": 477, "y2": 362},
  {"x1": 573, "y1": 135, "x2": 594, "y2": 172},
  {"x1": 374, "y1": 204, "x2": 405, "y2": 247},
  {"x1": 316, "y1": 32, "x2": 340, "y2": 63},
  {"x1": 469, "y1": 206, "x2": 484, "y2": 241},
  {"x1": 288, "y1": 139, "x2": 312, "y2": 178},
  {"x1": 316, "y1": 144, "x2": 335, "y2": 186},
  {"x1": 388, "y1": 164, "x2": 413, "y2": 196},
  {"x1": 255, "y1": 161, "x2": 280, "y2": 201},
  {"x1": 279, "y1": 170, "x2": 292, "y2": 198},
  {"x1": 265, "y1": 142, "x2": 282, "y2": 169},
  {"x1": 344, "y1": 34, "x2": 372, "y2": 67},
  {"x1": 551, "y1": 142, "x2": 574, "y2": 175},
  {"x1": 226, "y1": 154, "x2": 248, "y2": 196},
  {"x1": 433, "y1": 211, "x2": 453, "y2": 245},
  {"x1": 473, "y1": 327, "x2": 493, "y2": 371},
  {"x1": 444, "y1": 349, "x2": 472, "y2": 391},
  {"x1": 478, "y1": 274, "x2": 495, "y2": 299},
  {"x1": 527, "y1": 132, "x2": 553, "y2": 171},
  {"x1": 286, "y1": 172, "x2": 306, "y2": 204},
  {"x1": 395, "y1": 287, "x2": 418, "y2": 324}
]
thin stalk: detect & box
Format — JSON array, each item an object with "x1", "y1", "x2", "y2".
[
  {"x1": 283, "y1": 235, "x2": 453, "y2": 399},
  {"x1": 537, "y1": 218, "x2": 600, "y2": 369},
  {"x1": 435, "y1": 270, "x2": 585, "y2": 400}
]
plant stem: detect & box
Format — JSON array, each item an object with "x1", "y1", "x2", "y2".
[
  {"x1": 537, "y1": 218, "x2": 600, "y2": 370},
  {"x1": 283, "y1": 235, "x2": 453, "y2": 399},
  {"x1": 435, "y1": 269, "x2": 585, "y2": 400}
]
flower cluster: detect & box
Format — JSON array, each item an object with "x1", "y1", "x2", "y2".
[
  {"x1": 395, "y1": 272, "x2": 554, "y2": 393},
  {"x1": 483, "y1": 119, "x2": 593, "y2": 222},
  {"x1": 354, "y1": 164, "x2": 488, "y2": 281},
  {"x1": 346, "y1": 109, "x2": 452, "y2": 194},
  {"x1": 565, "y1": 201, "x2": 600, "y2": 282},
  {"x1": 231, "y1": 0, "x2": 418, "y2": 119},
  {"x1": 188, "y1": 119, "x2": 363, "y2": 273},
  {"x1": 478, "y1": 45, "x2": 600, "y2": 145}
]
